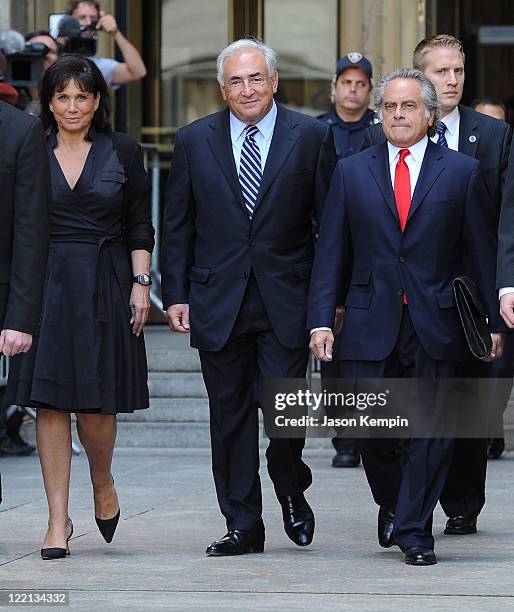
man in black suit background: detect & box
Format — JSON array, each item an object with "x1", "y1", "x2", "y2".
[
  {"x1": 0, "y1": 101, "x2": 51, "y2": 501},
  {"x1": 362, "y1": 34, "x2": 512, "y2": 537},
  {"x1": 161, "y1": 39, "x2": 336, "y2": 556}
]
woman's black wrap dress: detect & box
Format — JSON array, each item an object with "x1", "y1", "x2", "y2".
[{"x1": 7, "y1": 129, "x2": 154, "y2": 414}]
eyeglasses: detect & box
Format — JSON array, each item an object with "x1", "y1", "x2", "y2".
[{"x1": 225, "y1": 77, "x2": 270, "y2": 91}]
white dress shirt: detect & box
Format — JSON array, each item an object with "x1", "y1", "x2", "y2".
[
  {"x1": 311, "y1": 136, "x2": 429, "y2": 335},
  {"x1": 430, "y1": 106, "x2": 460, "y2": 151},
  {"x1": 230, "y1": 101, "x2": 277, "y2": 174}
]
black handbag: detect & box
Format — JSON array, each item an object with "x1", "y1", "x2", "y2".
[{"x1": 452, "y1": 276, "x2": 492, "y2": 360}]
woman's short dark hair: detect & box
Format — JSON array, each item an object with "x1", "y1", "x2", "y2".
[{"x1": 39, "y1": 54, "x2": 111, "y2": 132}]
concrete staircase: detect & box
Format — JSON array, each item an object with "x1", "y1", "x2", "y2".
[
  {"x1": 116, "y1": 327, "x2": 210, "y2": 447},
  {"x1": 17, "y1": 325, "x2": 514, "y2": 450}
]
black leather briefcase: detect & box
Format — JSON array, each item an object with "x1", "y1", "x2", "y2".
[{"x1": 453, "y1": 276, "x2": 492, "y2": 360}]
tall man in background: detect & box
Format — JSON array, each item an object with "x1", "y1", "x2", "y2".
[
  {"x1": 161, "y1": 39, "x2": 336, "y2": 556},
  {"x1": 363, "y1": 35, "x2": 512, "y2": 537}
]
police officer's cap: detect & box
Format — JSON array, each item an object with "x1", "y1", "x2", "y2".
[{"x1": 336, "y1": 52, "x2": 373, "y2": 80}]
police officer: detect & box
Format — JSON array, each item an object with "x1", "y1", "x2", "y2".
[
  {"x1": 318, "y1": 52, "x2": 375, "y2": 159},
  {"x1": 317, "y1": 53, "x2": 375, "y2": 468}
]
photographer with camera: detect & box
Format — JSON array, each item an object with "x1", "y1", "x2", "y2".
[
  {"x1": 0, "y1": 51, "x2": 19, "y2": 106},
  {"x1": 24, "y1": 31, "x2": 60, "y2": 115},
  {"x1": 65, "y1": 0, "x2": 146, "y2": 88}
]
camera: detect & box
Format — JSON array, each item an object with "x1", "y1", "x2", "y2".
[
  {"x1": 0, "y1": 30, "x2": 48, "y2": 87},
  {"x1": 57, "y1": 16, "x2": 97, "y2": 57}
]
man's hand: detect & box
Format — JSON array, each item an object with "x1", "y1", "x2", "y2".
[
  {"x1": 500, "y1": 292, "x2": 514, "y2": 328},
  {"x1": 333, "y1": 306, "x2": 346, "y2": 336},
  {"x1": 483, "y1": 332, "x2": 505, "y2": 363},
  {"x1": 310, "y1": 330, "x2": 334, "y2": 361},
  {"x1": 129, "y1": 284, "x2": 151, "y2": 337},
  {"x1": 0, "y1": 330, "x2": 32, "y2": 357},
  {"x1": 97, "y1": 10, "x2": 119, "y2": 36},
  {"x1": 166, "y1": 304, "x2": 190, "y2": 333}
]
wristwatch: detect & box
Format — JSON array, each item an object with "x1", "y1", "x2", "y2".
[{"x1": 133, "y1": 273, "x2": 152, "y2": 286}]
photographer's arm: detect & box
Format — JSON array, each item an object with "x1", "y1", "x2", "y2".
[{"x1": 97, "y1": 10, "x2": 147, "y2": 85}]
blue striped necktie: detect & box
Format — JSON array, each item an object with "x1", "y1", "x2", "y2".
[
  {"x1": 437, "y1": 122, "x2": 448, "y2": 147},
  {"x1": 239, "y1": 125, "x2": 262, "y2": 219}
]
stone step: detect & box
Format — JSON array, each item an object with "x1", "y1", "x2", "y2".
[
  {"x1": 146, "y1": 349, "x2": 201, "y2": 372},
  {"x1": 117, "y1": 398, "x2": 209, "y2": 422},
  {"x1": 148, "y1": 372, "x2": 207, "y2": 398}
]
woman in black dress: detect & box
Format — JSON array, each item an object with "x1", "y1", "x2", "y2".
[{"x1": 7, "y1": 55, "x2": 154, "y2": 559}]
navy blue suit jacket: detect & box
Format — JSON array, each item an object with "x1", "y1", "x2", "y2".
[
  {"x1": 307, "y1": 140, "x2": 504, "y2": 362},
  {"x1": 161, "y1": 104, "x2": 337, "y2": 351},
  {"x1": 362, "y1": 105, "x2": 512, "y2": 222}
]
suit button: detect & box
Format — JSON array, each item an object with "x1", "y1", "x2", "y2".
[
  {"x1": 397, "y1": 289, "x2": 403, "y2": 296},
  {"x1": 399, "y1": 256, "x2": 406, "y2": 263},
  {"x1": 249, "y1": 239, "x2": 255, "y2": 246}
]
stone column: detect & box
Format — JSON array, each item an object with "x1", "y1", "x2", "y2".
[{"x1": 340, "y1": 0, "x2": 426, "y2": 86}]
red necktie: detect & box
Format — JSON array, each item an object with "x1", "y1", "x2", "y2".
[
  {"x1": 394, "y1": 149, "x2": 411, "y2": 231},
  {"x1": 394, "y1": 149, "x2": 411, "y2": 303}
]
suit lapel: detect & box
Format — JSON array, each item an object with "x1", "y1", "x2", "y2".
[
  {"x1": 253, "y1": 104, "x2": 301, "y2": 211},
  {"x1": 407, "y1": 140, "x2": 445, "y2": 221},
  {"x1": 206, "y1": 109, "x2": 246, "y2": 212},
  {"x1": 368, "y1": 142, "x2": 399, "y2": 223},
  {"x1": 457, "y1": 105, "x2": 480, "y2": 158}
]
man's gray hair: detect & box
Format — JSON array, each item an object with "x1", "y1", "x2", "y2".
[
  {"x1": 375, "y1": 68, "x2": 440, "y2": 137},
  {"x1": 216, "y1": 39, "x2": 278, "y2": 85}
]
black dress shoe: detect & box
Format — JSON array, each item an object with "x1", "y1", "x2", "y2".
[
  {"x1": 0, "y1": 436, "x2": 34, "y2": 456},
  {"x1": 277, "y1": 493, "x2": 314, "y2": 546},
  {"x1": 404, "y1": 546, "x2": 437, "y2": 566},
  {"x1": 377, "y1": 507, "x2": 395, "y2": 548},
  {"x1": 8, "y1": 432, "x2": 36, "y2": 454},
  {"x1": 487, "y1": 437, "x2": 505, "y2": 460},
  {"x1": 206, "y1": 529, "x2": 265, "y2": 556},
  {"x1": 444, "y1": 515, "x2": 477, "y2": 535},
  {"x1": 332, "y1": 447, "x2": 360, "y2": 468}
]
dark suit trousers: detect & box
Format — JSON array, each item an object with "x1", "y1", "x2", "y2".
[
  {"x1": 199, "y1": 274, "x2": 312, "y2": 532},
  {"x1": 340, "y1": 307, "x2": 457, "y2": 550},
  {"x1": 440, "y1": 334, "x2": 514, "y2": 518}
]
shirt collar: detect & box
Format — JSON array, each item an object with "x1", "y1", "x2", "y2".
[
  {"x1": 387, "y1": 135, "x2": 429, "y2": 166},
  {"x1": 230, "y1": 100, "x2": 277, "y2": 144},
  {"x1": 440, "y1": 105, "x2": 459, "y2": 136}
]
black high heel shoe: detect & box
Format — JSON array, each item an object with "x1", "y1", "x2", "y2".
[
  {"x1": 95, "y1": 509, "x2": 120, "y2": 543},
  {"x1": 95, "y1": 478, "x2": 120, "y2": 543},
  {"x1": 41, "y1": 518, "x2": 73, "y2": 560}
]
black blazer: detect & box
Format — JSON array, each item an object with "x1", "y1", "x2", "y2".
[
  {"x1": 161, "y1": 103, "x2": 337, "y2": 351},
  {"x1": 362, "y1": 104, "x2": 512, "y2": 219},
  {"x1": 0, "y1": 101, "x2": 50, "y2": 334},
  {"x1": 497, "y1": 143, "x2": 514, "y2": 288}
]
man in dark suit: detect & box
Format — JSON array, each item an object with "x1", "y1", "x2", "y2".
[
  {"x1": 0, "y1": 101, "x2": 51, "y2": 501},
  {"x1": 362, "y1": 35, "x2": 512, "y2": 537},
  {"x1": 161, "y1": 39, "x2": 336, "y2": 556},
  {"x1": 309, "y1": 68, "x2": 504, "y2": 565}
]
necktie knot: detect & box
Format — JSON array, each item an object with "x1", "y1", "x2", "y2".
[
  {"x1": 245, "y1": 125, "x2": 259, "y2": 139},
  {"x1": 437, "y1": 122, "x2": 448, "y2": 147},
  {"x1": 398, "y1": 149, "x2": 410, "y2": 163}
]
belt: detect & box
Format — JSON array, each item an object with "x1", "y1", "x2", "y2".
[{"x1": 50, "y1": 234, "x2": 124, "y2": 322}]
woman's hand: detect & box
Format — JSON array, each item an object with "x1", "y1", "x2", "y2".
[{"x1": 129, "y1": 283, "x2": 151, "y2": 336}]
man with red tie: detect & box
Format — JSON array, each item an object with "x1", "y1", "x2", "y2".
[{"x1": 308, "y1": 68, "x2": 504, "y2": 565}]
